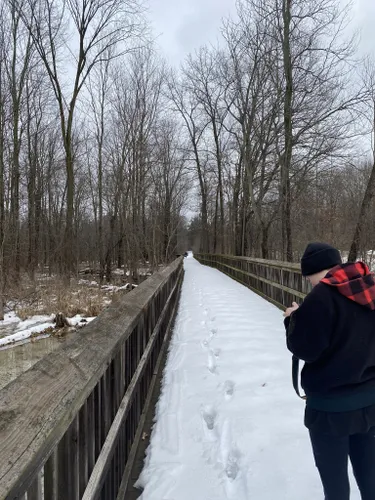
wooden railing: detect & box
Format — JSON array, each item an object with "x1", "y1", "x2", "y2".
[
  {"x1": 0, "y1": 258, "x2": 183, "y2": 500},
  {"x1": 195, "y1": 254, "x2": 310, "y2": 309}
]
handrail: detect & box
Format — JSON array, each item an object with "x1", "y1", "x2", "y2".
[
  {"x1": 0, "y1": 257, "x2": 183, "y2": 500},
  {"x1": 195, "y1": 254, "x2": 309, "y2": 309},
  {"x1": 202, "y1": 254, "x2": 301, "y2": 271}
]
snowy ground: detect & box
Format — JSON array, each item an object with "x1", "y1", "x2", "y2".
[
  {"x1": 0, "y1": 312, "x2": 95, "y2": 348},
  {"x1": 136, "y1": 256, "x2": 361, "y2": 500}
]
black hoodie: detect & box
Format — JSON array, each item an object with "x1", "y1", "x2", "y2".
[{"x1": 285, "y1": 262, "x2": 375, "y2": 419}]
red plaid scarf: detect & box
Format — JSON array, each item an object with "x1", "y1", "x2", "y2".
[{"x1": 321, "y1": 262, "x2": 375, "y2": 310}]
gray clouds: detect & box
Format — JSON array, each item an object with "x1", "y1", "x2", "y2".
[
  {"x1": 149, "y1": 0, "x2": 237, "y2": 65},
  {"x1": 149, "y1": 0, "x2": 375, "y2": 65},
  {"x1": 354, "y1": 0, "x2": 375, "y2": 54}
]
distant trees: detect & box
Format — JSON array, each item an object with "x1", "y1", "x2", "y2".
[
  {"x1": 0, "y1": 0, "x2": 189, "y2": 307},
  {"x1": 175, "y1": 0, "x2": 369, "y2": 262},
  {"x1": 348, "y1": 59, "x2": 375, "y2": 262},
  {"x1": 1, "y1": 0, "x2": 375, "y2": 309},
  {"x1": 13, "y1": 0, "x2": 146, "y2": 274}
]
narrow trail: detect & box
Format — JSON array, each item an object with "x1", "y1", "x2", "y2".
[{"x1": 136, "y1": 257, "x2": 360, "y2": 500}]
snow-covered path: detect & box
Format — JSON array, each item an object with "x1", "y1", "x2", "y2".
[{"x1": 137, "y1": 257, "x2": 361, "y2": 500}]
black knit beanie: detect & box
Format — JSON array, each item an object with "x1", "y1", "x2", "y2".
[{"x1": 301, "y1": 242, "x2": 342, "y2": 277}]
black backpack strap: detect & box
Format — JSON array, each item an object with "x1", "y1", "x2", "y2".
[{"x1": 292, "y1": 355, "x2": 306, "y2": 400}]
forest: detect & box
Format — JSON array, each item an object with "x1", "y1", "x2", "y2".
[{"x1": 1, "y1": 0, "x2": 375, "y2": 306}]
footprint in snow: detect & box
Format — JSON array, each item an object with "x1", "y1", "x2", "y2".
[
  {"x1": 219, "y1": 420, "x2": 248, "y2": 497},
  {"x1": 224, "y1": 467, "x2": 249, "y2": 500},
  {"x1": 201, "y1": 338, "x2": 210, "y2": 349},
  {"x1": 208, "y1": 350, "x2": 218, "y2": 374},
  {"x1": 202, "y1": 405, "x2": 217, "y2": 430},
  {"x1": 225, "y1": 449, "x2": 240, "y2": 480},
  {"x1": 224, "y1": 380, "x2": 235, "y2": 400}
]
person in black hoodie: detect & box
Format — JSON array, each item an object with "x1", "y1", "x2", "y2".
[{"x1": 284, "y1": 242, "x2": 375, "y2": 500}]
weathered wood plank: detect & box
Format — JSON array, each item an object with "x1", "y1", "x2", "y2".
[
  {"x1": 79, "y1": 401, "x2": 89, "y2": 497},
  {"x1": 27, "y1": 471, "x2": 42, "y2": 500},
  {"x1": 69, "y1": 416, "x2": 80, "y2": 500},
  {"x1": 201, "y1": 259, "x2": 306, "y2": 299},
  {"x1": 117, "y1": 267, "x2": 183, "y2": 499},
  {"x1": 195, "y1": 254, "x2": 308, "y2": 310},
  {"x1": 86, "y1": 392, "x2": 96, "y2": 480},
  {"x1": 57, "y1": 428, "x2": 69, "y2": 500},
  {"x1": 44, "y1": 449, "x2": 57, "y2": 500},
  {"x1": 0, "y1": 258, "x2": 182, "y2": 499},
  {"x1": 196, "y1": 253, "x2": 301, "y2": 271},
  {"x1": 81, "y1": 266, "x2": 183, "y2": 500}
]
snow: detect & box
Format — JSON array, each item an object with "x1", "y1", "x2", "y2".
[
  {"x1": 1, "y1": 311, "x2": 21, "y2": 325},
  {"x1": 0, "y1": 314, "x2": 54, "y2": 347},
  {"x1": 67, "y1": 315, "x2": 96, "y2": 327},
  {"x1": 136, "y1": 257, "x2": 361, "y2": 500},
  {"x1": 113, "y1": 268, "x2": 124, "y2": 276},
  {"x1": 77, "y1": 279, "x2": 139, "y2": 292},
  {"x1": 78, "y1": 279, "x2": 99, "y2": 287},
  {"x1": 100, "y1": 283, "x2": 137, "y2": 292},
  {"x1": 17, "y1": 315, "x2": 54, "y2": 330},
  {"x1": 0, "y1": 313, "x2": 96, "y2": 348}
]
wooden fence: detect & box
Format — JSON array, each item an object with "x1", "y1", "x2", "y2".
[
  {"x1": 0, "y1": 258, "x2": 183, "y2": 500},
  {"x1": 195, "y1": 254, "x2": 310, "y2": 309}
]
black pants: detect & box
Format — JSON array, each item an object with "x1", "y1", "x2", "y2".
[{"x1": 309, "y1": 427, "x2": 375, "y2": 499}]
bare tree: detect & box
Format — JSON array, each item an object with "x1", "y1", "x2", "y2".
[
  {"x1": 0, "y1": 3, "x2": 8, "y2": 318},
  {"x1": 167, "y1": 71, "x2": 211, "y2": 253},
  {"x1": 150, "y1": 118, "x2": 189, "y2": 262},
  {"x1": 349, "y1": 59, "x2": 375, "y2": 261},
  {"x1": 222, "y1": 10, "x2": 281, "y2": 257},
  {"x1": 4, "y1": 0, "x2": 35, "y2": 278},
  {"x1": 253, "y1": 0, "x2": 360, "y2": 259},
  {"x1": 183, "y1": 47, "x2": 230, "y2": 253},
  {"x1": 15, "y1": 0, "x2": 145, "y2": 275},
  {"x1": 87, "y1": 55, "x2": 112, "y2": 283}
]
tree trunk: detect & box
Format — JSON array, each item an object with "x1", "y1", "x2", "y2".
[
  {"x1": 27, "y1": 133, "x2": 37, "y2": 280},
  {"x1": 212, "y1": 122, "x2": 225, "y2": 253},
  {"x1": 163, "y1": 192, "x2": 171, "y2": 261},
  {"x1": 64, "y1": 139, "x2": 75, "y2": 277},
  {"x1": 281, "y1": 0, "x2": 293, "y2": 262},
  {"x1": 10, "y1": 88, "x2": 21, "y2": 281},
  {"x1": 201, "y1": 192, "x2": 209, "y2": 254},
  {"x1": 261, "y1": 223, "x2": 269, "y2": 259},
  {"x1": 192, "y1": 141, "x2": 209, "y2": 254},
  {"x1": 213, "y1": 185, "x2": 219, "y2": 253},
  {"x1": 0, "y1": 205, "x2": 4, "y2": 321},
  {"x1": 233, "y1": 160, "x2": 242, "y2": 255},
  {"x1": 348, "y1": 162, "x2": 375, "y2": 261},
  {"x1": 0, "y1": 84, "x2": 5, "y2": 320},
  {"x1": 349, "y1": 103, "x2": 375, "y2": 262},
  {"x1": 117, "y1": 236, "x2": 123, "y2": 270},
  {"x1": 106, "y1": 214, "x2": 116, "y2": 282},
  {"x1": 98, "y1": 146, "x2": 104, "y2": 283}
]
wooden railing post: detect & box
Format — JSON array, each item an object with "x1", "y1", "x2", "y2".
[
  {"x1": 195, "y1": 253, "x2": 308, "y2": 309},
  {"x1": 0, "y1": 258, "x2": 184, "y2": 500}
]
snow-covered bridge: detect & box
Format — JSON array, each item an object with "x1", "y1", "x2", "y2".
[
  {"x1": 134, "y1": 256, "x2": 361, "y2": 500},
  {"x1": 0, "y1": 254, "x2": 361, "y2": 499}
]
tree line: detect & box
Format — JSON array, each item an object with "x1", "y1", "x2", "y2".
[
  {"x1": 0, "y1": 0, "x2": 190, "y2": 297},
  {"x1": 1, "y1": 0, "x2": 375, "y2": 307},
  {"x1": 180, "y1": 0, "x2": 375, "y2": 263}
]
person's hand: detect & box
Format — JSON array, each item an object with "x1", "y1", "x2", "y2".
[{"x1": 283, "y1": 302, "x2": 299, "y2": 318}]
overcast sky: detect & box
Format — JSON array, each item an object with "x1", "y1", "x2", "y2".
[
  {"x1": 148, "y1": 0, "x2": 375, "y2": 65},
  {"x1": 355, "y1": 0, "x2": 375, "y2": 53},
  {"x1": 148, "y1": 0, "x2": 237, "y2": 65}
]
